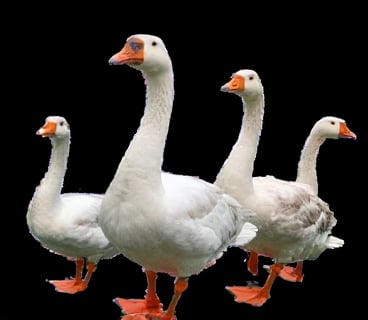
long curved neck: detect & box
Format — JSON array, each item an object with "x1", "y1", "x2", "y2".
[
  {"x1": 296, "y1": 131, "x2": 325, "y2": 194},
  {"x1": 215, "y1": 94, "x2": 264, "y2": 197},
  {"x1": 112, "y1": 70, "x2": 174, "y2": 190},
  {"x1": 29, "y1": 137, "x2": 69, "y2": 212}
]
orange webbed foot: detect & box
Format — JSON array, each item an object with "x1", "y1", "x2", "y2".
[
  {"x1": 226, "y1": 285, "x2": 270, "y2": 307},
  {"x1": 278, "y1": 266, "x2": 304, "y2": 282},
  {"x1": 114, "y1": 298, "x2": 163, "y2": 315},
  {"x1": 47, "y1": 278, "x2": 88, "y2": 294}
]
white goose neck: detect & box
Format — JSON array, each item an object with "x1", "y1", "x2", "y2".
[
  {"x1": 296, "y1": 131, "x2": 325, "y2": 194},
  {"x1": 113, "y1": 69, "x2": 174, "y2": 190},
  {"x1": 29, "y1": 137, "x2": 69, "y2": 212},
  {"x1": 215, "y1": 95, "x2": 264, "y2": 197}
]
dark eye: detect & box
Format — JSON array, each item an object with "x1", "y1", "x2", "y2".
[
  {"x1": 60, "y1": 121, "x2": 64, "y2": 126},
  {"x1": 330, "y1": 121, "x2": 335, "y2": 125},
  {"x1": 152, "y1": 41, "x2": 157, "y2": 46},
  {"x1": 249, "y1": 76, "x2": 254, "y2": 80}
]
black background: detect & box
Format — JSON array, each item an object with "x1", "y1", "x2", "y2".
[{"x1": 5, "y1": 2, "x2": 366, "y2": 320}]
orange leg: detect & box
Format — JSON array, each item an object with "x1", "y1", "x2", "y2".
[
  {"x1": 48, "y1": 258, "x2": 95, "y2": 294},
  {"x1": 117, "y1": 270, "x2": 163, "y2": 317},
  {"x1": 227, "y1": 263, "x2": 283, "y2": 307},
  {"x1": 246, "y1": 250, "x2": 259, "y2": 276},
  {"x1": 82, "y1": 262, "x2": 97, "y2": 285},
  {"x1": 161, "y1": 277, "x2": 188, "y2": 320},
  {"x1": 278, "y1": 261, "x2": 304, "y2": 282}
]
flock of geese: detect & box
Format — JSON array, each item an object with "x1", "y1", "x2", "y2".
[{"x1": 26, "y1": 34, "x2": 357, "y2": 320}]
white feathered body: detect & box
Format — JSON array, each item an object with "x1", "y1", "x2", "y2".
[
  {"x1": 241, "y1": 175, "x2": 343, "y2": 263},
  {"x1": 27, "y1": 191, "x2": 118, "y2": 263},
  {"x1": 100, "y1": 171, "x2": 255, "y2": 277}
]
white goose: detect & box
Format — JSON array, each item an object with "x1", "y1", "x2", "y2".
[
  {"x1": 26, "y1": 116, "x2": 119, "y2": 294},
  {"x1": 246, "y1": 116, "x2": 357, "y2": 282},
  {"x1": 98, "y1": 34, "x2": 257, "y2": 320},
  {"x1": 214, "y1": 69, "x2": 350, "y2": 306}
]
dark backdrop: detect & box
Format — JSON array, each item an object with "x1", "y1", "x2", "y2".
[{"x1": 5, "y1": 2, "x2": 365, "y2": 320}]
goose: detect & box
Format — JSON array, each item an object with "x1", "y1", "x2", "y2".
[
  {"x1": 26, "y1": 115, "x2": 120, "y2": 294},
  {"x1": 98, "y1": 34, "x2": 257, "y2": 320},
  {"x1": 247, "y1": 116, "x2": 357, "y2": 282},
  {"x1": 214, "y1": 69, "x2": 352, "y2": 307}
]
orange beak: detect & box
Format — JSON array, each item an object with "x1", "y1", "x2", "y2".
[
  {"x1": 36, "y1": 121, "x2": 57, "y2": 137},
  {"x1": 339, "y1": 122, "x2": 357, "y2": 140},
  {"x1": 220, "y1": 75, "x2": 245, "y2": 93},
  {"x1": 108, "y1": 37, "x2": 145, "y2": 66}
]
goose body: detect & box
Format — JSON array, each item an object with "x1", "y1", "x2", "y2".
[
  {"x1": 98, "y1": 34, "x2": 257, "y2": 320},
  {"x1": 214, "y1": 69, "x2": 353, "y2": 306},
  {"x1": 26, "y1": 116, "x2": 119, "y2": 294}
]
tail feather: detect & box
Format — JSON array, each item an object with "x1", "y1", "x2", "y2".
[{"x1": 326, "y1": 235, "x2": 344, "y2": 249}]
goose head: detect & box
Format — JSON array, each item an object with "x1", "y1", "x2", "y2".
[
  {"x1": 220, "y1": 69, "x2": 263, "y2": 102},
  {"x1": 108, "y1": 34, "x2": 172, "y2": 74},
  {"x1": 37, "y1": 116, "x2": 71, "y2": 140},
  {"x1": 312, "y1": 116, "x2": 357, "y2": 140}
]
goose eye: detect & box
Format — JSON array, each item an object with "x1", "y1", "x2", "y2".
[
  {"x1": 152, "y1": 41, "x2": 157, "y2": 46},
  {"x1": 60, "y1": 121, "x2": 64, "y2": 126},
  {"x1": 330, "y1": 121, "x2": 335, "y2": 125},
  {"x1": 249, "y1": 76, "x2": 254, "y2": 80}
]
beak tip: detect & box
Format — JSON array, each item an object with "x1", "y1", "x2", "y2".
[
  {"x1": 108, "y1": 57, "x2": 117, "y2": 65},
  {"x1": 220, "y1": 85, "x2": 229, "y2": 92}
]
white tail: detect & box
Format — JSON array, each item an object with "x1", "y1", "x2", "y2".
[{"x1": 326, "y1": 236, "x2": 344, "y2": 249}]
